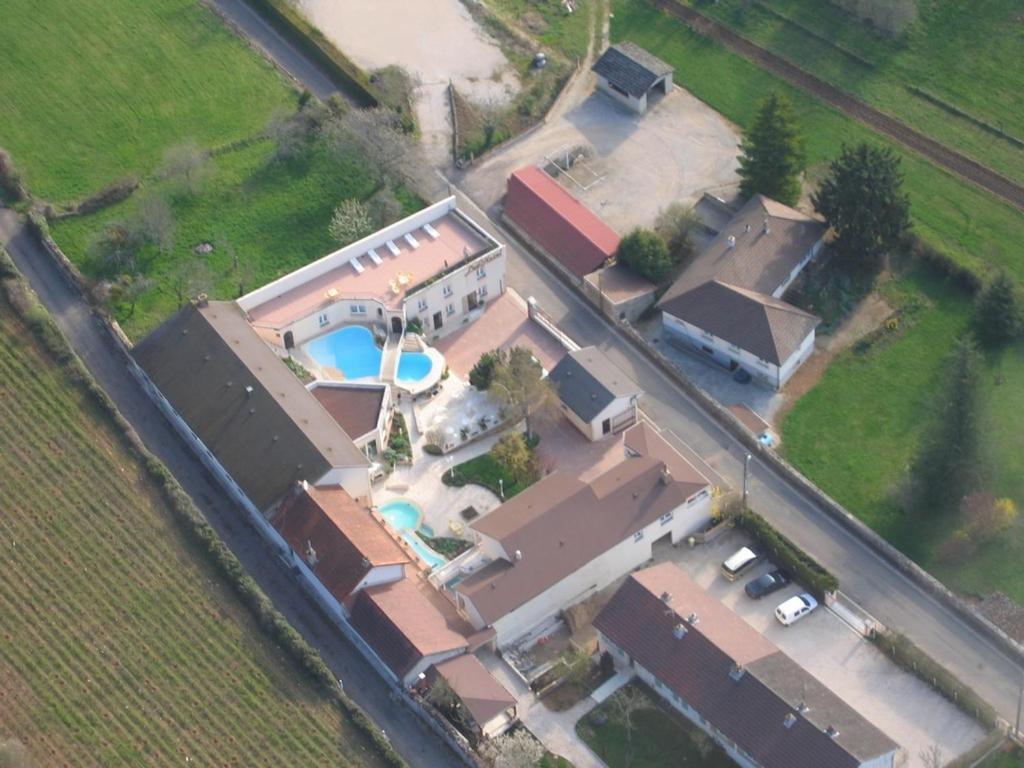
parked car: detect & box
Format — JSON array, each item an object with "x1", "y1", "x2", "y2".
[
  {"x1": 721, "y1": 546, "x2": 758, "y2": 582},
  {"x1": 745, "y1": 570, "x2": 789, "y2": 599},
  {"x1": 775, "y1": 593, "x2": 818, "y2": 626}
]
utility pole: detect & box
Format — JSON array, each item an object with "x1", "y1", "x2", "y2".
[
  {"x1": 1016, "y1": 671, "x2": 1023, "y2": 737},
  {"x1": 743, "y1": 453, "x2": 752, "y2": 505}
]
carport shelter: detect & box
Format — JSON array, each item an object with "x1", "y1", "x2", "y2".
[{"x1": 592, "y1": 41, "x2": 674, "y2": 114}]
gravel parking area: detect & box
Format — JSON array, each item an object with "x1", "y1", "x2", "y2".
[{"x1": 655, "y1": 530, "x2": 986, "y2": 768}]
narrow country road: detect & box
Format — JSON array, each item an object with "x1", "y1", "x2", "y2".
[{"x1": 0, "y1": 209, "x2": 460, "y2": 768}]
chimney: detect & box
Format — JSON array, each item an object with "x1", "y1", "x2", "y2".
[
  {"x1": 245, "y1": 385, "x2": 254, "y2": 398},
  {"x1": 727, "y1": 235, "x2": 736, "y2": 249},
  {"x1": 687, "y1": 612, "x2": 699, "y2": 625},
  {"x1": 798, "y1": 701, "x2": 810, "y2": 714},
  {"x1": 660, "y1": 466, "x2": 672, "y2": 485},
  {"x1": 762, "y1": 217, "x2": 771, "y2": 235},
  {"x1": 826, "y1": 726, "x2": 840, "y2": 739},
  {"x1": 783, "y1": 713, "x2": 797, "y2": 729},
  {"x1": 729, "y1": 664, "x2": 745, "y2": 681},
  {"x1": 673, "y1": 623, "x2": 687, "y2": 639},
  {"x1": 196, "y1": 293, "x2": 209, "y2": 308},
  {"x1": 514, "y1": 549, "x2": 522, "y2": 561},
  {"x1": 305, "y1": 540, "x2": 319, "y2": 567},
  {"x1": 744, "y1": 223, "x2": 751, "y2": 234},
  {"x1": 660, "y1": 591, "x2": 672, "y2": 604}
]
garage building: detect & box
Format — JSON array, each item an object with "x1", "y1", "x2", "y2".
[{"x1": 592, "y1": 41, "x2": 674, "y2": 114}]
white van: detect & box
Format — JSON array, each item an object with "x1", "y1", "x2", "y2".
[
  {"x1": 721, "y1": 546, "x2": 758, "y2": 581},
  {"x1": 775, "y1": 593, "x2": 819, "y2": 626}
]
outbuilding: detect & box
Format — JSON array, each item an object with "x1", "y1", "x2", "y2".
[
  {"x1": 591, "y1": 41, "x2": 674, "y2": 114},
  {"x1": 548, "y1": 346, "x2": 642, "y2": 440}
]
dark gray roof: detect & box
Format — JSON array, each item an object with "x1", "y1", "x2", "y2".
[
  {"x1": 661, "y1": 280, "x2": 819, "y2": 366},
  {"x1": 592, "y1": 42, "x2": 674, "y2": 99},
  {"x1": 132, "y1": 301, "x2": 366, "y2": 511},
  {"x1": 548, "y1": 346, "x2": 642, "y2": 422}
]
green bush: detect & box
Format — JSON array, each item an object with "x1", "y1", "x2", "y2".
[
  {"x1": 617, "y1": 228, "x2": 674, "y2": 284},
  {"x1": 469, "y1": 349, "x2": 504, "y2": 390},
  {"x1": 732, "y1": 507, "x2": 839, "y2": 597},
  {"x1": 422, "y1": 444, "x2": 443, "y2": 456}
]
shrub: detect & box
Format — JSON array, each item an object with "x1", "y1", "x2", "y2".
[
  {"x1": 0, "y1": 149, "x2": 28, "y2": 203},
  {"x1": 937, "y1": 529, "x2": 976, "y2": 563},
  {"x1": 731, "y1": 507, "x2": 839, "y2": 597},
  {"x1": 422, "y1": 444, "x2": 442, "y2": 456},
  {"x1": 908, "y1": 236, "x2": 982, "y2": 294},
  {"x1": 329, "y1": 199, "x2": 375, "y2": 245},
  {"x1": 973, "y1": 272, "x2": 1021, "y2": 348},
  {"x1": 490, "y1": 432, "x2": 539, "y2": 485},
  {"x1": 653, "y1": 202, "x2": 700, "y2": 267},
  {"x1": 617, "y1": 228, "x2": 674, "y2": 284},
  {"x1": 469, "y1": 348, "x2": 504, "y2": 390}
]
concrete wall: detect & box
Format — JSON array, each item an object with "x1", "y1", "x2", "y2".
[
  {"x1": 316, "y1": 466, "x2": 371, "y2": 501},
  {"x1": 467, "y1": 492, "x2": 712, "y2": 645},
  {"x1": 595, "y1": 75, "x2": 646, "y2": 114},
  {"x1": 356, "y1": 564, "x2": 406, "y2": 593},
  {"x1": 771, "y1": 238, "x2": 824, "y2": 299},
  {"x1": 560, "y1": 395, "x2": 639, "y2": 441},
  {"x1": 480, "y1": 709, "x2": 517, "y2": 740}
]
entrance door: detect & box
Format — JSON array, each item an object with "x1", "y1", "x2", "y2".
[
  {"x1": 391, "y1": 316, "x2": 403, "y2": 334},
  {"x1": 283, "y1": 331, "x2": 294, "y2": 350},
  {"x1": 433, "y1": 311, "x2": 443, "y2": 331},
  {"x1": 466, "y1": 293, "x2": 479, "y2": 311},
  {"x1": 602, "y1": 418, "x2": 611, "y2": 435}
]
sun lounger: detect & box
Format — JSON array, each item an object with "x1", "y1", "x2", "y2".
[
  {"x1": 349, "y1": 256, "x2": 365, "y2": 274},
  {"x1": 404, "y1": 233, "x2": 420, "y2": 249},
  {"x1": 386, "y1": 240, "x2": 401, "y2": 256},
  {"x1": 366, "y1": 248, "x2": 383, "y2": 266},
  {"x1": 423, "y1": 223, "x2": 440, "y2": 240}
]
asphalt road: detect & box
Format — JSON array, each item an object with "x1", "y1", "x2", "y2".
[{"x1": 0, "y1": 208, "x2": 460, "y2": 768}]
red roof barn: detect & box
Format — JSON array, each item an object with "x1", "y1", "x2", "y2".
[{"x1": 504, "y1": 166, "x2": 620, "y2": 278}]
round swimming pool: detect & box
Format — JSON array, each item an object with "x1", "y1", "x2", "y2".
[
  {"x1": 379, "y1": 498, "x2": 422, "y2": 531},
  {"x1": 304, "y1": 325, "x2": 381, "y2": 379},
  {"x1": 396, "y1": 352, "x2": 432, "y2": 382}
]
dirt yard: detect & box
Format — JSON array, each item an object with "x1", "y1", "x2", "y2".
[{"x1": 298, "y1": 0, "x2": 519, "y2": 164}]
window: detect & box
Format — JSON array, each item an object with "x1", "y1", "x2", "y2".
[
  {"x1": 417, "y1": 298, "x2": 428, "y2": 312},
  {"x1": 476, "y1": 266, "x2": 486, "y2": 279},
  {"x1": 633, "y1": 530, "x2": 644, "y2": 543},
  {"x1": 659, "y1": 511, "x2": 674, "y2": 526},
  {"x1": 442, "y1": 283, "x2": 453, "y2": 297},
  {"x1": 317, "y1": 313, "x2": 329, "y2": 327},
  {"x1": 478, "y1": 285, "x2": 488, "y2": 298},
  {"x1": 446, "y1": 303, "x2": 456, "y2": 316},
  {"x1": 350, "y1": 304, "x2": 367, "y2": 315}
]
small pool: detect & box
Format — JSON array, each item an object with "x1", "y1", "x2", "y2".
[
  {"x1": 397, "y1": 352, "x2": 432, "y2": 383},
  {"x1": 379, "y1": 499, "x2": 447, "y2": 570},
  {"x1": 305, "y1": 325, "x2": 381, "y2": 380}
]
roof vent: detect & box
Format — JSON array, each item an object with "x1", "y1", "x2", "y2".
[
  {"x1": 514, "y1": 549, "x2": 522, "y2": 561},
  {"x1": 660, "y1": 591, "x2": 672, "y2": 604},
  {"x1": 673, "y1": 623, "x2": 687, "y2": 639},
  {"x1": 744, "y1": 223, "x2": 751, "y2": 234},
  {"x1": 729, "y1": 664, "x2": 745, "y2": 681},
  {"x1": 305, "y1": 540, "x2": 318, "y2": 567},
  {"x1": 798, "y1": 701, "x2": 810, "y2": 714},
  {"x1": 727, "y1": 235, "x2": 736, "y2": 249},
  {"x1": 632, "y1": 491, "x2": 640, "y2": 500},
  {"x1": 763, "y1": 217, "x2": 771, "y2": 235},
  {"x1": 660, "y1": 467, "x2": 672, "y2": 485},
  {"x1": 826, "y1": 726, "x2": 840, "y2": 739},
  {"x1": 783, "y1": 713, "x2": 797, "y2": 729},
  {"x1": 196, "y1": 293, "x2": 209, "y2": 308},
  {"x1": 245, "y1": 385, "x2": 254, "y2": 398},
  {"x1": 687, "y1": 612, "x2": 699, "y2": 625},
  {"x1": 361, "y1": 557, "x2": 371, "y2": 568}
]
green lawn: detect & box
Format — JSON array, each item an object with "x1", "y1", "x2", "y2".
[
  {"x1": 781, "y1": 263, "x2": 1024, "y2": 598},
  {"x1": 981, "y1": 744, "x2": 1024, "y2": 768},
  {"x1": 0, "y1": 0, "x2": 293, "y2": 203},
  {"x1": 486, "y1": 0, "x2": 595, "y2": 60},
  {"x1": 577, "y1": 684, "x2": 735, "y2": 768},
  {"x1": 442, "y1": 451, "x2": 535, "y2": 499},
  {"x1": 50, "y1": 138, "x2": 419, "y2": 338},
  {"x1": 677, "y1": 0, "x2": 1024, "y2": 184},
  {"x1": 610, "y1": 1, "x2": 1024, "y2": 285}
]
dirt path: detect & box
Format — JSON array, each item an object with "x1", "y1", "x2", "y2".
[{"x1": 653, "y1": 0, "x2": 1024, "y2": 211}]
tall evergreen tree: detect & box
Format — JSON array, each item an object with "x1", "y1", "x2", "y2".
[
  {"x1": 909, "y1": 339, "x2": 984, "y2": 514},
  {"x1": 973, "y1": 272, "x2": 1021, "y2": 348},
  {"x1": 737, "y1": 93, "x2": 806, "y2": 206},
  {"x1": 813, "y1": 143, "x2": 911, "y2": 274}
]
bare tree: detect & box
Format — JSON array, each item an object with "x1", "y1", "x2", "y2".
[
  {"x1": 327, "y1": 107, "x2": 424, "y2": 190},
  {"x1": 481, "y1": 729, "x2": 544, "y2": 768},
  {"x1": 918, "y1": 744, "x2": 943, "y2": 768},
  {"x1": 158, "y1": 140, "x2": 210, "y2": 196},
  {"x1": 168, "y1": 256, "x2": 214, "y2": 308},
  {"x1": 219, "y1": 234, "x2": 256, "y2": 298},
  {"x1": 368, "y1": 185, "x2": 403, "y2": 228},
  {"x1": 490, "y1": 347, "x2": 560, "y2": 439},
  {"x1": 329, "y1": 199, "x2": 375, "y2": 245},
  {"x1": 0, "y1": 738, "x2": 34, "y2": 768},
  {"x1": 109, "y1": 273, "x2": 155, "y2": 319},
  {"x1": 134, "y1": 193, "x2": 176, "y2": 254},
  {"x1": 266, "y1": 101, "x2": 331, "y2": 163},
  {"x1": 88, "y1": 221, "x2": 143, "y2": 275},
  {"x1": 607, "y1": 685, "x2": 649, "y2": 768}
]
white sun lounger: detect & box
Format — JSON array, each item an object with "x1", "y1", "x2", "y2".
[
  {"x1": 366, "y1": 248, "x2": 383, "y2": 266},
  {"x1": 422, "y1": 223, "x2": 440, "y2": 240},
  {"x1": 404, "y1": 233, "x2": 420, "y2": 249},
  {"x1": 385, "y1": 240, "x2": 401, "y2": 256},
  {"x1": 349, "y1": 256, "x2": 365, "y2": 274}
]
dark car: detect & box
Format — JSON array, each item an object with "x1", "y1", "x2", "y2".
[{"x1": 745, "y1": 570, "x2": 789, "y2": 599}]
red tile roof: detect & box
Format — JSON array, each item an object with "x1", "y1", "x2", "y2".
[
  {"x1": 594, "y1": 564, "x2": 898, "y2": 768},
  {"x1": 428, "y1": 654, "x2": 516, "y2": 728},
  {"x1": 505, "y1": 166, "x2": 620, "y2": 278},
  {"x1": 273, "y1": 485, "x2": 408, "y2": 602}
]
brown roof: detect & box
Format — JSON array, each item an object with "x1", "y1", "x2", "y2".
[
  {"x1": 132, "y1": 301, "x2": 367, "y2": 510},
  {"x1": 623, "y1": 422, "x2": 710, "y2": 489},
  {"x1": 428, "y1": 654, "x2": 516, "y2": 727},
  {"x1": 349, "y1": 578, "x2": 469, "y2": 678},
  {"x1": 661, "y1": 280, "x2": 820, "y2": 366},
  {"x1": 661, "y1": 194, "x2": 826, "y2": 301},
  {"x1": 594, "y1": 564, "x2": 898, "y2": 768},
  {"x1": 309, "y1": 383, "x2": 386, "y2": 441},
  {"x1": 548, "y1": 346, "x2": 642, "y2": 423},
  {"x1": 457, "y1": 430, "x2": 709, "y2": 625},
  {"x1": 272, "y1": 485, "x2": 408, "y2": 601}
]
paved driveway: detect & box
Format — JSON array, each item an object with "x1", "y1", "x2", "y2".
[
  {"x1": 462, "y1": 85, "x2": 741, "y2": 232},
  {"x1": 656, "y1": 530, "x2": 985, "y2": 767}
]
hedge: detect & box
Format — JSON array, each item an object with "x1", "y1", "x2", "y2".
[
  {"x1": 733, "y1": 507, "x2": 840, "y2": 598},
  {"x1": 871, "y1": 630, "x2": 1000, "y2": 730},
  {"x1": 0, "y1": 247, "x2": 407, "y2": 768}
]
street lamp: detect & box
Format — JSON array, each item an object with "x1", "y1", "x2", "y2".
[
  {"x1": 499, "y1": 478, "x2": 505, "y2": 500},
  {"x1": 742, "y1": 453, "x2": 752, "y2": 505}
]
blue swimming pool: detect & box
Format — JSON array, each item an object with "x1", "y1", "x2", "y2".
[
  {"x1": 379, "y1": 499, "x2": 447, "y2": 570},
  {"x1": 397, "y1": 352, "x2": 433, "y2": 383},
  {"x1": 305, "y1": 325, "x2": 381, "y2": 379}
]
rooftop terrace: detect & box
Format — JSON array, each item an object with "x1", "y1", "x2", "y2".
[{"x1": 240, "y1": 198, "x2": 497, "y2": 328}]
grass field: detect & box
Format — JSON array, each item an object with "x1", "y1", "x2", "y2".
[
  {"x1": 679, "y1": 0, "x2": 1024, "y2": 185},
  {"x1": 49, "y1": 138, "x2": 419, "y2": 338},
  {"x1": 0, "y1": 279, "x2": 390, "y2": 766},
  {"x1": 0, "y1": 0, "x2": 293, "y2": 203},
  {"x1": 610, "y1": 1, "x2": 1024, "y2": 286},
  {"x1": 577, "y1": 684, "x2": 733, "y2": 767},
  {"x1": 487, "y1": 0, "x2": 595, "y2": 60}
]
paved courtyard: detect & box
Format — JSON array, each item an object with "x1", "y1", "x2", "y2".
[
  {"x1": 462, "y1": 85, "x2": 742, "y2": 233},
  {"x1": 654, "y1": 530, "x2": 986, "y2": 767}
]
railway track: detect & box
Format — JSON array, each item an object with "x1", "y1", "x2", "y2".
[{"x1": 654, "y1": 0, "x2": 1024, "y2": 211}]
